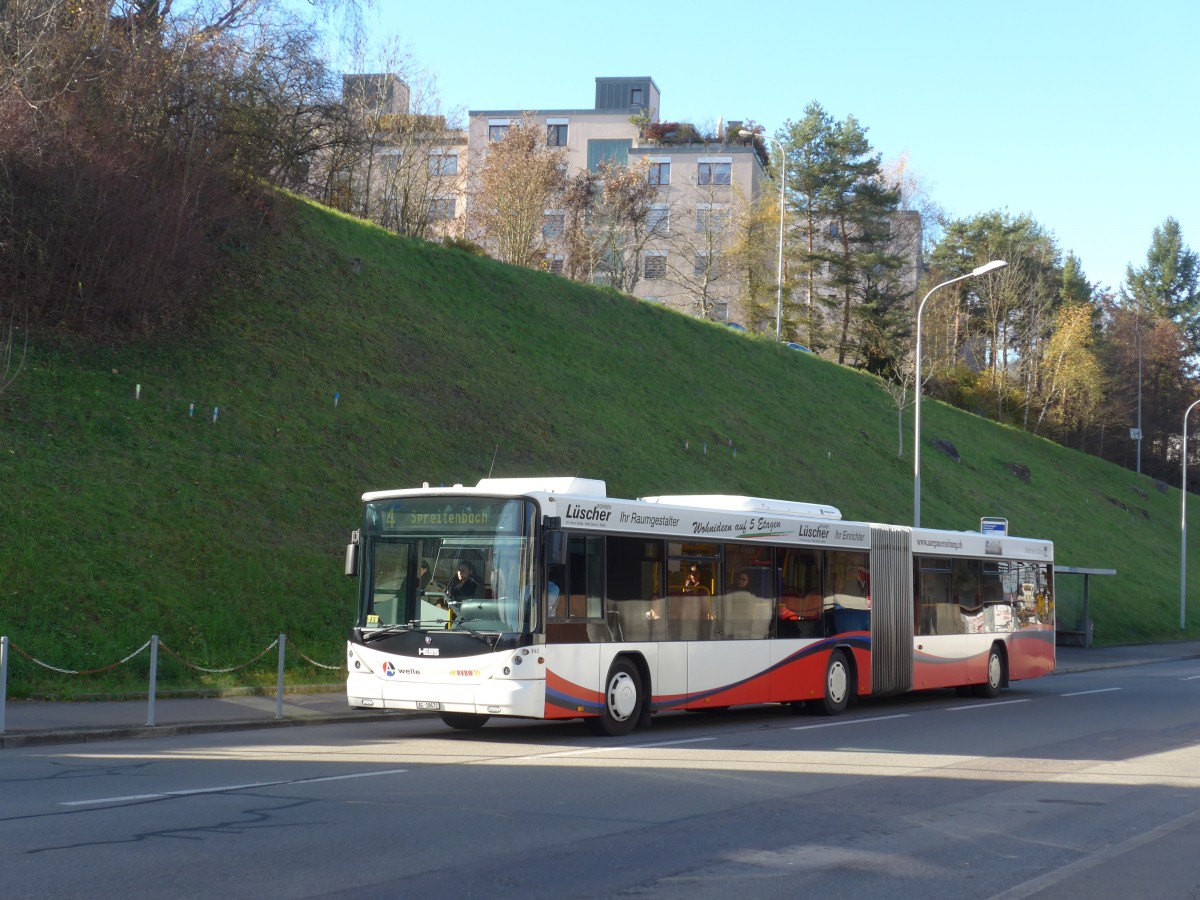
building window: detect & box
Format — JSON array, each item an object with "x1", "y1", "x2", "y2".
[
  {"x1": 428, "y1": 151, "x2": 457, "y2": 177},
  {"x1": 428, "y1": 198, "x2": 456, "y2": 221},
  {"x1": 828, "y1": 221, "x2": 840, "y2": 238},
  {"x1": 547, "y1": 123, "x2": 568, "y2": 147},
  {"x1": 488, "y1": 123, "x2": 510, "y2": 142},
  {"x1": 698, "y1": 161, "x2": 731, "y2": 185},
  {"x1": 379, "y1": 149, "x2": 402, "y2": 174},
  {"x1": 696, "y1": 204, "x2": 730, "y2": 232},
  {"x1": 593, "y1": 249, "x2": 619, "y2": 285},
  {"x1": 648, "y1": 161, "x2": 671, "y2": 185},
  {"x1": 644, "y1": 252, "x2": 667, "y2": 279},
  {"x1": 694, "y1": 252, "x2": 719, "y2": 279},
  {"x1": 713, "y1": 301, "x2": 729, "y2": 322},
  {"x1": 545, "y1": 255, "x2": 565, "y2": 274},
  {"x1": 647, "y1": 205, "x2": 670, "y2": 236},
  {"x1": 543, "y1": 211, "x2": 565, "y2": 239},
  {"x1": 631, "y1": 87, "x2": 644, "y2": 107},
  {"x1": 587, "y1": 139, "x2": 631, "y2": 171}
]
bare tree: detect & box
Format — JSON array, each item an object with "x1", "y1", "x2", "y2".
[
  {"x1": 560, "y1": 159, "x2": 661, "y2": 291},
  {"x1": 657, "y1": 167, "x2": 728, "y2": 319},
  {"x1": 0, "y1": 0, "x2": 372, "y2": 332},
  {"x1": 724, "y1": 182, "x2": 781, "y2": 331},
  {"x1": 467, "y1": 116, "x2": 567, "y2": 268},
  {"x1": 308, "y1": 46, "x2": 464, "y2": 240}
]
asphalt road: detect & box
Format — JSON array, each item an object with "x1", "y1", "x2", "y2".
[{"x1": 2, "y1": 657, "x2": 1198, "y2": 899}]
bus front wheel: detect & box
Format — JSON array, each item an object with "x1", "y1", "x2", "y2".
[
  {"x1": 587, "y1": 659, "x2": 643, "y2": 736},
  {"x1": 439, "y1": 711, "x2": 490, "y2": 730},
  {"x1": 973, "y1": 646, "x2": 1004, "y2": 699},
  {"x1": 813, "y1": 649, "x2": 852, "y2": 716}
]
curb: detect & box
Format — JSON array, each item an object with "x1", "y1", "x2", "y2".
[
  {"x1": 0, "y1": 710, "x2": 412, "y2": 750},
  {"x1": 1053, "y1": 653, "x2": 1200, "y2": 675}
]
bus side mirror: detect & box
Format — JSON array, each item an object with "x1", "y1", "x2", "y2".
[
  {"x1": 344, "y1": 530, "x2": 359, "y2": 577},
  {"x1": 544, "y1": 529, "x2": 566, "y2": 566}
]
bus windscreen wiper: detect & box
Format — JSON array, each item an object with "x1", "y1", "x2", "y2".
[{"x1": 360, "y1": 623, "x2": 412, "y2": 642}]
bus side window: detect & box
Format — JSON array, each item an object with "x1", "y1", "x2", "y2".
[
  {"x1": 565, "y1": 535, "x2": 603, "y2": 619},
  {"x1": 547, "y1": 563, "x2": 566, "y2": 619}
]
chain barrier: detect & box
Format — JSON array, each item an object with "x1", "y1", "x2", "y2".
[
  {"x1": 8, "y1": 639, "x2": 152, "y2": 676},
  {"x1": 158, "y1": 638, "x2": 280, "y2": 674},
  {"x1": 0, "y1": 633, "x2": 346, "y2": 734},
  {"x1": 291, "y1": 643, "x2": 345, "y2": 671},
  {"x1": 4, "y1": 635, "x2": 342, "y2": 678}
]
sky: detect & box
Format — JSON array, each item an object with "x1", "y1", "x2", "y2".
[{"x1": 350, "y1": 0, "x2": 1198, "y2": 294}]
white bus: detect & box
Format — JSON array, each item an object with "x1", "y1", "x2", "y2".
[{"x1": 345, "y1": 477, "x2": 1055, "y2": 735}]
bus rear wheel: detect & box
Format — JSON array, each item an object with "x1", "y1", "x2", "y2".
[
  {"x1": 587, "y1": 659, "x2": 643, "y2": 736},
  {"x1": 812, "y1": 649, "x2": 852, "y2": 716},
  {"x1": 973, "y1": 646, "x2": 1004, "y2": 699},
  {"x1": 439, "y1": 711, "x2": 490, "y2": 730}
]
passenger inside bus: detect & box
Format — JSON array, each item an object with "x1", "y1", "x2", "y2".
[
  {"x1": 446, "y1": 560, "x2": 481, "y2": 604},
  {"x1": 668, "y1": 563, "x2": 714, "y2": 640},
  {"x1": 721, "y1": 570, "x2": 772, "y2": 639}
]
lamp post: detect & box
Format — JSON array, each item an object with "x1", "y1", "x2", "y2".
[
  {"x1": 1136, "y1": 297, "x2": 1143, "y2": 474},
  {"x1": 913, "y1": 259, "x2": 1008, "y2": 528},
  {"x1": 740, "y1": 130, "x2": 785, "y2": 339},
  {"x1": 1181, "y1": 399, "x2": 1200, "y2": 631}
]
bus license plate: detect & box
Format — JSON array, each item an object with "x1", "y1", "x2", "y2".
[{"x1": 416, "y1": 701, "x2": 442, "y2": 710}]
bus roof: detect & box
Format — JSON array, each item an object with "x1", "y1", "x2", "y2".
[
  {"x1": 359, "y1": 477, "x2": 1052, "y2": 560},
  {"x1": 641, "y1": 494, "x2": 841, "y2": 520}
]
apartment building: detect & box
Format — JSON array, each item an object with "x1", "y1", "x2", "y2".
[
  {"x1": 468, "y1": 76, "x2": 768, "y2": 324},
  {"x1": 334, "y1": 74, "x2": 468, "y2": 239}
]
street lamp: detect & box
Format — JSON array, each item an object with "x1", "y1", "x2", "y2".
[
  {"x1": 740, "y1": 129, "x2": 785, "y2": 339},
  {"x1": 913, "y1": 259, "x2": 1008, "y2": 528},
  {"x1": 1180, "y1": 399, "x2": 1200, "y2": 631}
]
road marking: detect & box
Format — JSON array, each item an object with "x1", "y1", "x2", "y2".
[
  {"x1": 511, "y1": 737, "x2": 716, "y2": 761},
  {"x1": 791, "y1": 714, "x2": 909, "y2": 731},
  {"x1": 945, "y1": 699, "x2": 1030, "y2": 711},
  {"x1": 61, "y1": 769, "x2": 409, "y2": 807},
  {"x1": 1061, "y1": 687, "x2": 1123, "y2": 697},
  {"x1": 988, "y1": 805, "x2": 1200, "y2": 899}
]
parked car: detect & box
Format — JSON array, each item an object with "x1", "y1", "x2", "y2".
[
  {"x1": 726, "y1": 323, "x2": 746, "y2": 332},
  {"x1": 785, "y1": 342, "x2": 812, "y2": 352}
]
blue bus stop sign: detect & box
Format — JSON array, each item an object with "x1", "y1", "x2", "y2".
[{"x1": 981, "y1": 517, "x2": 1008, "y2": 536}]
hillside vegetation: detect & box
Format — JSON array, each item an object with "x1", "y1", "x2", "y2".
[{"x1": 1, "y1": 195, "x2": 1195, "y2": 697}]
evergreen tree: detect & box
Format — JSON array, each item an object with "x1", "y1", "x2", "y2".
[
  {"x1": 1123, "y1": 217, "x2": 1200, "y2": 352},
  {"x1": 1059, "y1": 252, "x2": 1093, "y2": 306},
  {"x1": 781, "y1": 103, "x2": 905, "y2": 363},
  {"x1": 780, "y1": 102, "x2": 836, "y2": 348}
]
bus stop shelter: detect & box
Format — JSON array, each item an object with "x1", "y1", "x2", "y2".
[{"x1": 1054, "y1": 565, "x2": 1116, "y2": 647}]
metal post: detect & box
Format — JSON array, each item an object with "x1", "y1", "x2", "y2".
[
  {"x1": 1137, "y1": 297, "x2": 1143, "y2": 475},
  {"x1": 1081, "y1": 574, "x2": 1093, "y2": 648},
  {"x1": 913, "y1": 261, "x2": 1007, "y2": 527},
  {"x1": 276, "y1": 633, "x2": 286, "y2": 720},
  {"x1": 1, "y1": 635, "x2": 9, "y2": 736},
  {"x1": 738, "y1": 129, "x2": 786, "y2": 338},
  {"x1": 147, "y1": 634, "x2": 158, "y2": 727},
  {"x1": 1182, "y1": 400, "x2": 1200, "y2": 631},
  {"x1": 773, "y1": 137, "x2": 785, "y2": 340}
]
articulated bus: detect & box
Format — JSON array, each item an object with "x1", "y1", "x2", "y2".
[{"x1": 344, "y1": 477, "x2": 1054, "y2": 735}]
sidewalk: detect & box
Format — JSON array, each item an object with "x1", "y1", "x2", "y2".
[
  {"x1": 0, "y1": 686, "x2": 407, "y2": 749},
  {"x1": 3, "y1": 642, "x2": 1198, "y2": 749}
]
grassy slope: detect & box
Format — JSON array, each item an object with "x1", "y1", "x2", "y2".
[{"x1": 1, "y1": 195, "x2": 1195, "y2": 695}]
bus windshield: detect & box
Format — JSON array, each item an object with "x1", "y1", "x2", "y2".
[{"x1": 359, "y1": 496, "x2": 537, "y2": 634}]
